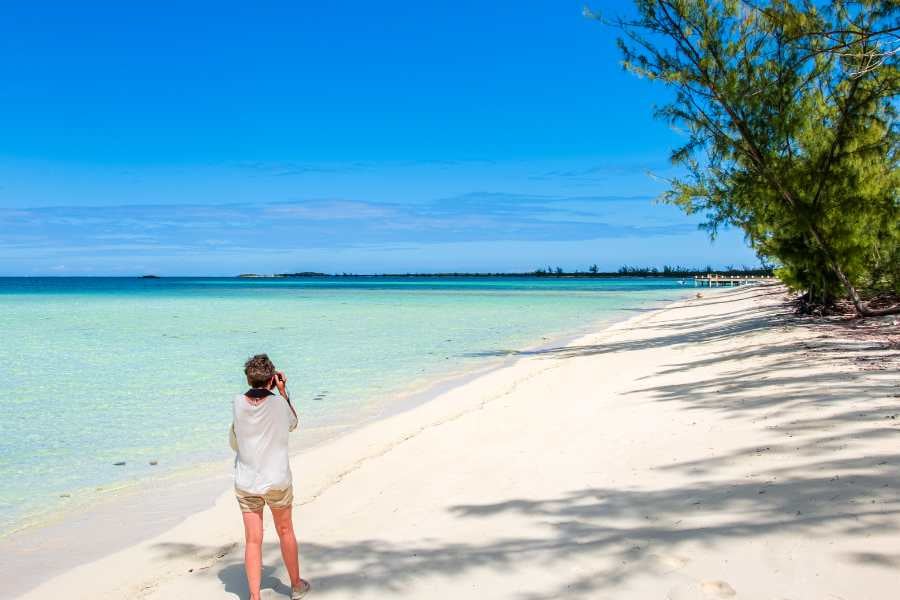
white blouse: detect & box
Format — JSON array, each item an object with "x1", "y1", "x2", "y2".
[{"x1": 230, "y1": 393, "x2": 298, "y2": 494}]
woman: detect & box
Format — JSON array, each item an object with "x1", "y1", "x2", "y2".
[{"x1": 230, "y1": 353, "x2": 310, "y2": 599}]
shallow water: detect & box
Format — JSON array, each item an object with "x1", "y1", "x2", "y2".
[{"x1": 0, "y1": 276, "x2": 692, "y2": 533}]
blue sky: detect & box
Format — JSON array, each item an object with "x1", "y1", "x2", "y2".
[{"x1": 0, "y1": 1, "x2": 757, "y2": 275}]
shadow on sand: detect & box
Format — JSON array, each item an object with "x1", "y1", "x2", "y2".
[{"x1": 152, "y1": 284, "x2": 899, "y2": 598}]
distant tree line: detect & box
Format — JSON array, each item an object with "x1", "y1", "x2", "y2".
[
  {"x1": 240, "y1": 266, "x2": 773, "y2": 278},
  {"x1": 532, "y1": 264, "x2": 773, "y2": 277}
]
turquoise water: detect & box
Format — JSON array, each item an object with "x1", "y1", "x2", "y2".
[{"x1": 0, "y1": 276, "x2": 691, "y2": 534}]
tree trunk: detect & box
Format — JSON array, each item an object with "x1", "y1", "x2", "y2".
[
  {"x1": 831, "y1": 259, "x2": 900, "y2": 317},
  {"x1": 806, "y1": 221, "x2": 900, "y2": 317}
]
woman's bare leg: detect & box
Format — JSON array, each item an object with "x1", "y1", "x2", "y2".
[
  {"x1": 270, "y1": 506, "x2": 301, "y2": 587},
  {"x1": 242, "y1": 510, "x2": 264, "y2": 600}
]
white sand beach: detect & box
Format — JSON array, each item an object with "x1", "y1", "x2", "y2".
[{"x1": 16, "y1": 284, "x2": 900, "y2": 599}]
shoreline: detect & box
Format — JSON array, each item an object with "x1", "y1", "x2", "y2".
[
  {"x1": 3, "y1": 286, "x2": 704, "y2": 595},
  {"x1": 21, "y1": 282, "x2": 891, "y2": 599}
]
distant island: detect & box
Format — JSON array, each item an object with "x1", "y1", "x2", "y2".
[{"x1": 237, "y1": 265, "x2": 774, "y2": 279}]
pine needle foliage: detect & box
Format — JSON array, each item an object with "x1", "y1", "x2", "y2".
[{"x1": 595, "y1": 0, "x2": 899, "y2": 315}]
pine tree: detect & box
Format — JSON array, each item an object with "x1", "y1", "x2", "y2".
[{"x1": 592, "y1": 0, "x2": 899, "y2": 315}]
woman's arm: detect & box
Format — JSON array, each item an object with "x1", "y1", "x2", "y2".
[
  {"x1": 275, "y1": 371, "x2": 299, "y2": 432},
  {"x1": 286, "y1": 399, "x2": 298, "y2": 432},
  {"x1": 229, "y1": 422, "x2": 239, "y2": 450}
]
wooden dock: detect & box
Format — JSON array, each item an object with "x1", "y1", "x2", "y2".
[{"x1": 693, "y1": 275, "x2": 776, "y2": 287}]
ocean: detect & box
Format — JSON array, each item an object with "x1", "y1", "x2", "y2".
[{"x1": 0, "y1": 276, "x2": 693, "y2": 535}]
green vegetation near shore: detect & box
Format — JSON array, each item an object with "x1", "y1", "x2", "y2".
[
  {"x1": 237, "y1": 265, "x2": 773, "y2": 279},
  {"x1": 600, "y1": 1, "x2": 899, "y2": 316}
]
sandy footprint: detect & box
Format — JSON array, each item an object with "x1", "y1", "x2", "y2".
[
  {"x1": 651, "y1": 552, "x2": 691, "y2": 572},
  {"x1": 700, "y1": 580, "x2": 737, "y2": 598}
]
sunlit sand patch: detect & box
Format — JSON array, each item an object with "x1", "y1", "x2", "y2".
[
  {"x1": 700, "y1": 580, "x2": 737, "y2": 598},
  {"x1": 650, "y1": 552, "x2": 691, "y2": 572}
]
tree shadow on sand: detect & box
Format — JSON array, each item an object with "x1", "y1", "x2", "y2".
[
  {"x1": 154, "y1": 451, "x2": 900, "y2": 598},
  {"x1": 152, "y1": 284, "x2": 899, "y2": 598}
]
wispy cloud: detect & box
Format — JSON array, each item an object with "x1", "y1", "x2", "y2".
[
  {"x1": 0, "y1": 192, "x2": 711, "y2": 273},
  {"x1": 528, "y1": 160, "x2": 675, "y2": 184},
  {"x1": 0, "y1": 193, "x2": 698, "y2": 248},
  {"x1": 230, "y1": 158, "x2": 498, "y2": 179},
  {"x1": 227, "y1": 161, "x2": 375, "y2": 179},
  {"x1": 264, "y1": 200, "x2": 396, "y2": 220}
]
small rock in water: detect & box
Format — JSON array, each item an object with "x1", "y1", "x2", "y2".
[
  {"x1": 113, "y1": 461, "x2": 126, "y2": 466},
  {"x1": 149, "y1": 460, "x2": 158, "y2": 466},
  {"x1": 59, "y1": 493, "x2": 71, "y2": 498}
]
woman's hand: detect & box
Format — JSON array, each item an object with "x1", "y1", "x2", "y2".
[{"x1": 274, "y1": 371, "x2": 288, "y2": 396}]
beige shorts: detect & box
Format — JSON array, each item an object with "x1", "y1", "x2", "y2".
[{"x1": 235, "y1": 485, "x2": 294, "y2": 512}]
